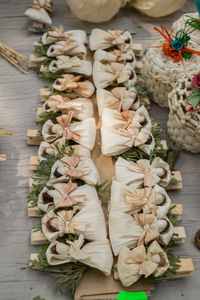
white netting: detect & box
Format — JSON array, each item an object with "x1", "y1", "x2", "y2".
[
  {"x1": 143, "y1": 39, "x2": 200, "y2": 108},
  {"x1": 167, "y1": 76, "x2": 200, "y2": 153}
]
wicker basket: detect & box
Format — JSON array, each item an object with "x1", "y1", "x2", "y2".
[
  {"x1": 144, "y1": 39, "x2": 200, "y2": 108},
  {"x1": 167, "y1": 76, "x2": 200, "y2": 153},
  {"x1": 172, "y1": 12, "x2": 200, "y2": 47}
]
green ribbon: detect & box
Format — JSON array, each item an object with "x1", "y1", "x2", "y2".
[
  {"x1": 117, "y1": 291, "x2": 147, "y2": 300},
  {"x1": 188, "y1": 87, "x2": 200, "y2": 108}
]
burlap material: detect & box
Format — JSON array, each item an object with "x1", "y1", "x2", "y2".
[
  {"x1": 167, "y1": 76, "x2": 200, "y2": 153},
  {"x1": 143, "y1": 39, "x2": 200, "y2": 108}
]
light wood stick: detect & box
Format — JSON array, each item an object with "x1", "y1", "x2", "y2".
[
  {"x1": 0, "y1": 154, "x2": 6, "y2": 161},
  {"x1": 0, "y1": 130, "x2": 13, "y2": 136},
  {"x1": 0, "y1": 42, "x2": 28, "y2": 74}
]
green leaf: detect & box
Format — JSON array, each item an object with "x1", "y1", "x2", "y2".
[{"x1": 188, "y1": 87, "x2": 200, "y2": 108}]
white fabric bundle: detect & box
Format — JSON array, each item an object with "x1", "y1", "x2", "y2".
[
  {"x1": 49, "y1": 56, "x2": 92, "y2": 76},
  {"x1": 47, "y1": 39, "x2": 87, "y2": 58},
  {"x1": 42, "y1": 185, "x2": 107, "y2": 242},
  {"x1": 24, "y1": 0, "x2": 52, "y2": 25},
  {"x1": 53, "y1": 75, "x2": 95, "y2": 98},
  {"x1": 110, "y1": 180, "x2": 171, "y2": 219},
  {"x1": 117, "y1": 240, "x2": 169, "y2": 287},
  {"x1": 109, "y1": 212, "x2": 174, "y2": 256},
  {"x1": 38, "y1": 180, "x2": 85, "y2": 212},
  {"x1": 93, "y1": 61, "x2": 136, "y2": 89},
  {"x1": 115, "y1": 157, "x2": 171, "y2": 190},
  {"x1": 46, "y1": 234, "x2": 113, "y2": 275},
  {"x1": 43, "y1": 95, "x2": 93, "y2": 121},
  {"x1": 38, "y1": 141, "x2": 59, "y2": 162},
  {"x1": 42, "y1": 28, "x2": 87, "y2": 46},
  {"x1": 101, "y1": 107, "x2": 154, "y2": 156},
  {"x1": 97, "y1": 87, "x2": 139, "y2": 116},
  {"x1": 38, "y1": 143, "x2": 91, "y2": 163},
  {"x1": 42, "y1": 112, "x2": 96, "y2": 150},
  {"x1": 89, "y1": 29, "x2": 133, "y2": 51},
  {"x1": 94, "y1": 49, "x2": 136, "y2": 67},
  {"x1": 49, "y1": 153, "x2": 99, "y2": 186}
]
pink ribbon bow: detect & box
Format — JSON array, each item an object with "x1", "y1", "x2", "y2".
[{"x1": 56, "y1": 112, "x2": 80, "y2": 141}]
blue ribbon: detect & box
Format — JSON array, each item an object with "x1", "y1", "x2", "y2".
[
  {"x1": 170, "y1": 37, "x2": 184, "y2": 51},
  {"x1": 195, "y1": 0, "x2": 200, "y2": 17}
]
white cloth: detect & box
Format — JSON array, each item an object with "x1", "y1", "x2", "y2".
[
  {"x1": 93, "y1": 61, "x2": 137, "y2": 89},
  {"x1": 89, "y1": 29, "x2": 133, "y2": 51},
  {"x1": 49, "y1": 56, "x2": 92, "y2": 76},
  {"x1": 43, "y1": 96, "x2": 94, "y2": 121},
  {"x1": 109, "y1": 210, "x2": 173, "y2": 255},
  {"x1": 49, "y1": 153, "x2": 100, "y2": 186},
  {"x1": 117, "y1": 240, "x2": 169, "y2": 287},
  {"x1": 110, "y1": 180, "x2": 171, "y2": 218},
  {"x1": 115, "y1": 157, "x2": 171, "y2": 189},
  {"x1": 53, "y1": 74, "x2": 95, "y2": 98},
  {"x1": 94, "y1": 49, "x2": 136, "y2": 67},
  {"x1": 97, "y1": 87, "x2": 140, "y2": 116},
  {"x1": 46, "y1": 235, "x2": 113, "y2": 276},
  {"x1": 42, "y1": 28, "x2": 87, "y2": 45},
  {"x1": 24, "y1": 0, "x2": 52, "y2": 25},
  {"x1": 101, "y1": 107, "x2": 154, "y2": 156},
  {"x1": 109, "y1": 212, "x2": 159, "y2": 256},
  {"x1": 42, "y1": 185, "x2": 107, "y2": 242},
  {"x1": 42, "y1": 113, "x2": 96, "y2": 150}
]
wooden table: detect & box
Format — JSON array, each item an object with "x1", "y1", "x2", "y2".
[{"x1": 0, "y1": 0, "x2": 199, "y2": 299}]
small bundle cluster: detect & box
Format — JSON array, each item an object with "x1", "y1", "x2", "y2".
[
  {"x1": 25, "y1": 0, "x2": 54, "y2": 31},
  {"x1": 89, "y1": 29, "x2": 155, "y2": 159},
  {"x1": 109, "y1": 157, "x2": 175, "y2": 287},
  {"x1": 27, "y1": 27, "x2": 193, "y2": 298},
  {"x1": 28, "y1": 26, "x2": 114, "y2": 296}
]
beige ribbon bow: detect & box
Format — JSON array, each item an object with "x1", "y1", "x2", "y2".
[
  {"x1": 44, "y1": 95, "x2": 70, "y2": 112},
  {"x1": 134, "y1": 214, "x2": 159, "y2": 246},
  {"x1": 124, "y1": 187, "x2": 157, "y2": 215},
  {"x1": 54, "y1": 181, "x2": 85, "y2": 208},
  {"x1": 56, "y1": 112, "x2": 80, "y2": 141},
  {"x1": 57, "y1": 208, "x2": 87, "y2": 235},
  {"x1": 53, "y1": 74, "x2": 94, "y2": 98},
  {"x1": 104, "y1": 63, "x2": 130, "y2": 85},
  {"x1": 128, "y1": 159, "x2": 159, "y2": 187},
  {"x1": 60, "y1": 154, "x2": 89, "y2": 179},
  {"x1": 32, "y1": 0, "x2": 53, "y2": 12},
  {"x1": 106, "y1": 30, "x2": 125, "y2": 46},
  {"x1": 126, "y1": 244, "x2": 158, "y2": 277},
  {"x1": 114, "y1": 110, "x2": 142, "y2": 129}
]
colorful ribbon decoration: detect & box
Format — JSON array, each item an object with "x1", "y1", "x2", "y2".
[{"x1": 153, "y1": 25, "x2": 200, "y2": 62}]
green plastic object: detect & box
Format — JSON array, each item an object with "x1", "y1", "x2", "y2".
[{"x1": 117, "y1": 291, "x2": 147, "y2": 300}]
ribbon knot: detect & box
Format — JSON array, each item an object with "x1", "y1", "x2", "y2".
[
  {"x1": 60, "y1": 154, "x2": 89, "y2": 179},
  {"x1": 58, "y1": 208, "x2": 87, "y2": 235},
  {"x1": 135, "y1": 214, "x2": 159, "y2": 246},
  {"x1": 54, "y1": 181, "x2": 85, "y2": 208},
  {"x1": 56, "y1": 112, "x2": 80, "y2": 141},
  {"x1": 106, "y1": 30, "x2": 124, "y2": 45},
  {"x1": 32, "y1": 0, "x2": 53, "y2": 11}
]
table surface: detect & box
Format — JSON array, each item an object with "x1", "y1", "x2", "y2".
[{"x1": 0, "y1": 1, "x2": 200, "y2": 300}]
